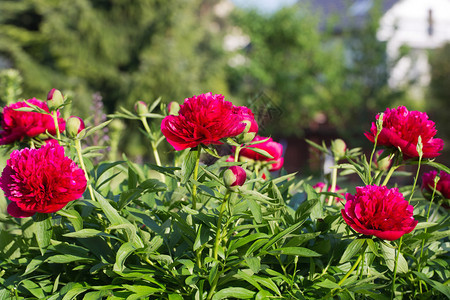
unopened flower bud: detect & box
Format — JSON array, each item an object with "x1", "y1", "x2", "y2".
[
  {"x1": 46, "y1": 88, "x2": 64, "y2": 110},
  {"x1": 331, "y1": 139, "x2": 346, "y2": 160},
  {"x1": 374, "y1": 150, "x2": 392, "y2": 171},
  {"x1": 134, "y1": 101, "x2": 148, "y2": 117},
  {"x1": 168, "y1": 101, "x2": 180, "y2": 116},
  {"x1": 66, "y1": 116, "x2": 85, "y2": 138},
  {"x1": 235, "y1": 120, "x2": 257, "y2": 144},
  {"x1": 223, "y1": 166, "x2": 246, "y2": 190}
]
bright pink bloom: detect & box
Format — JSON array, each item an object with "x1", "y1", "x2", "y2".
[
  {"x1": 232, "y1": 106, "x2": 258, "y2": 136},
  {"x1": 421, "y1": 170, "x2": 450, "y2": 200},
  {"x1": 161, "y1": 93, "x2": 258, "y2": 151},
  {"x1": 235, "y1": 136, "x2": 284, "y2": 171},
  {"x1": 0, "y1": 98, "x2": 66, "y2": 145},
  {"x1": 313, "y1": 182, "x2": 344, "y2": 202},
  {"x1": 0, "y1": 141, "x2": 87, "y2": 218},
  {"x1": 341, "y1": 185, "x2": 418, "y2": 241},
  {"x1": 223, "y1": 166, "x2": 247, "y2": 188},
  {"x1": 365, "y1": 106, "x2": 444, "y2": 159}
]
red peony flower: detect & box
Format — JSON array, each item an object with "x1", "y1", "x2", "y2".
[
  {"x1": 364, "y1": 106, "x2": 444, "y2": 159},
  {"x1": 0, "y1": 141, "x2": 87, "y2": 218},
  {"x1": 161, "y1": 93, "x2": 258, "y2": 151},
  {"x1": 234, "y1": 136, "x2": 284, "y2": 171},
  {"x1": 421, "y1": 170, "x2": 450, "y2": 200},
  {"x1": 313, "y1": 182, "x2": 344, "y2": 202},
  {"x1": 0, "y1": 98, "x2": 66, "y2": 145},
  {"x1": 341, "y1": 185, "x2": 418, "y2": 241}
]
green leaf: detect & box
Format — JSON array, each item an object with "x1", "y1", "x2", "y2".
[
  {"x1": 82, "y1": 119, "x2": 112, "y2": 138},
  {"x1": 340, "y1": 239, "x2": 366, "y2": 264},
  {"x1": 208, "y1": 260, "x2": 219, "y2": 285},
  {"x1": 46, "y1": 254, "x2": 93, "y2": 263},
  {"x1": 63, "y1": 229, "x2": 116, "y2": 239},
  {"x1": 380, "y1": 242, "x2": 408, "y2": 273},
  {"x1": 94, "y1": 190, "x2": 129, "y2": 226},
  {"x1": 413, "y1": 271, "x2": 450, "y2": 298},
  {"x1": 414, "y1": 222, "x2": 438, "y2": 230},
  {"x1": 138, "y1": 178, "x2": 167, "y2": 193},
  {"x1": 113, "y1": 242, "x2": 141, "y2": 272},
  {"x1": 244, "y1": 256, "x2": 261, "y2": 273},
  {"x1": 212, "y1": 287, "x2": 256, "y2": 300},
  {"x1": 96, "y1": 161, "x2": 125, "y2": 179},
  {"x1": 181, "y1": 148, "x2": 198, "y2": 184},
  {"x1": 268, "y1": 247, "x2": 321, "y2": 257},
  {"x1": 316, "y1": 279, "x2": 341, "y2": 289},
  {"x1": 34, "y1": 213, "x2": 52, "y2": 255},
  {"x1": 123, "y1": 285, "x2": 163, "y2": 298},
  {"x1": 260, "y1": 220, "x2": 306, "y2": 253},
  {"x1": 242, "y1": 146, "x2": 273, "y2": 159},
  {"x1": 57, "y1": 209, "x2": 83, "y2": 231},
  {"x1": 21, "y1": 279, "x2": 45, "y2": 298},
  {"x1": 247, "y1": 199, "x2": 262, "y2": 223}
]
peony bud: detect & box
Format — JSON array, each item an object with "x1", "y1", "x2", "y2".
[
  {"x1": 66, "y1": 116, "x2": 85, "y2": 138},
  {"x1": 374, "y1": 150, "x2": 392, "y2": 171},
  {"x1": 47, "y1": 88, "x2": 64, "y2": 110},
  {"x1": 168, "y1": 101, "x2": 180, "y2": 116},
  {"x1": 331, "y1": 139, "x2": 346, "y2": 160},
  {"x1": 223, "y1": 166, "x2": 246, "y2": 190},
  {"x1": 235, "y1": 120, "x2": 257, "y2": 144},
  {"x1": 134, "y1": 101, "x2": 148, "y2": 117}
]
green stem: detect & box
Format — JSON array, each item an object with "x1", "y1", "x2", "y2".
[
  {"x1": 327, "y1": 157, "x2": 338, "y2": 206},
  {"x1": 368, "y1": 125, "x2": 382, "y2": 184},
  {"x1": 381, "y1": 165, "x2": 399, "y2": 186},
  {"x1": 140, "y1": 116, "x2": 162, "y2": 166},
  {"x1": 392, "y1": 238, "x2": 402, "y2": 299},
  {"x1": 418, "y1": 178, "x2": 438, "y2": 293},
  {"x1": 234, "y1": 145, "x2": 241, "y2": 162},
  {"x1": 51, "y1": 111, "x2": 61, "y2": 140},
  {"x1": 74, "y1": 138, "x2": 95, "y2": 201},
  {"x1": 213, "y1": 191, "x2": 230, "y2": 260},
  {"x1": 338, "y1": 249, "x2": 364, "y2": 286},
  {"x1": 192, "y1": 146, "x2": 201, "y2": 210}
]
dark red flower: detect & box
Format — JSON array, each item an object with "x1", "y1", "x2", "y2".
[
  {"x1": 365, "y1": 106, "x2": 444, "y2": 159},
  {"x1": 341, "y1": 185, "x2": 418, "y2": 241},
  {"x1": 0, "y1": 141, "x2": 87, "y2": 218},
  {"x1": 0, "y1": 98, "x2": 66, "y2": 145},
  {"x1": 235, "y1": 136, "x2": 284, "y2": 171},
  {"x1": 161, "y1": 93, "x2": 258, "y2": 151},
  {"x1": 421, "y1": 170, "x2": 450, "y2": 200}
]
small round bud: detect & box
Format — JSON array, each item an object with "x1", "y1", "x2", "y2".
[
  {"x1": 235, "y1": 120, "x2": 257, "y2": 144},
  {"x1": 331, "y1": 139, "x2": 346, "y2": 160},
  {"x1": 168, "y1": 101, "x2": 180, "y2": 116},
  {"x1": 374, "y1": 150, "x2": 392, "y2": 171},
  {"x1": 66, "y1": 116, "x2": 85, "y2": 138},
  {"x1": 47, "y1": 88, "x2": 64, "y2": 110},
  {"x1": 223, "y1": 166, "x2": 246, "y2": 190},
  {"x1": 134, "y1": 101, "x2": 148, "y2": 117}
]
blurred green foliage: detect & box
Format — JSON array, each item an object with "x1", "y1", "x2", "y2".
[{"x1": 0, "y1": 0, "x2": 229, "y2": 115}]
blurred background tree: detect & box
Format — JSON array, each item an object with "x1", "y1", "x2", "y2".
[{"x1": 0, "y1": 0, "x2": 229, "y2": 115}]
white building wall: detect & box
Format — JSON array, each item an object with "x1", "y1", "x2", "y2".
[{"x1": 377, "y1": 0, "x2": 450, "y2": 89}]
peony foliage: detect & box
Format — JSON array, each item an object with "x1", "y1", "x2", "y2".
[{"x1": 0, "y1": 92, "x2": 448, "y2": 299}]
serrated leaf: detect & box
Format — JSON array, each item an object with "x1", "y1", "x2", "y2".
[{"x1": 340, "y1": 239, "x2": 366, "y2": 264}]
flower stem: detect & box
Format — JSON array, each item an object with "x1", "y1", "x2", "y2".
[
  {"x1": 74, "y1": 138, "x2": 95, "y2": 201},
  {"x1": 418, "y1": 178, "x2": 438, "y2": 293},
  {"x1": 213, "y1": 191, "x2": 230, "y2": 260},
  {"x1": 51, "y1": 111, "x2": 61, "y2": 140},
  {"x1": 234, "y1": 145, "x2": 242, "y2": 162},
  {"x1": 192, "y1": 146, "x2": 201, "y2": 210},
  {"x1": 338, "y1": 247, "x2": 365, "y2": 286},
  {"x1": 327, "y1": 157, "x2": 338, "y2": 206},
  {"x1": 140, "y1": 116, "x2": 162, "y2": 167}
]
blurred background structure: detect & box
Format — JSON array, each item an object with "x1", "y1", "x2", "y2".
[{"x1": 0, "y1": 0, "x2": 449, "y2": 173}]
